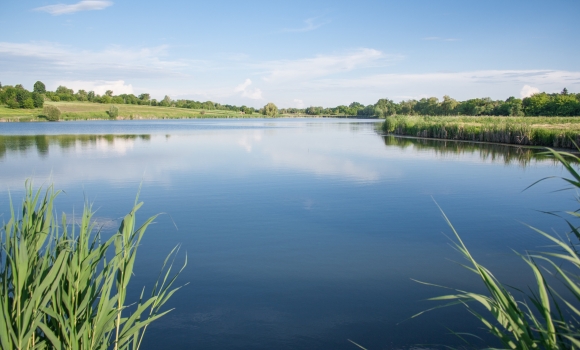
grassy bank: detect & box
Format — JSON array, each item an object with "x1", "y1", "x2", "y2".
[
  {"x1": 382, "y1": 115, "x2": 580, "y2": 149},
  {"x1": 0, "y1": 101, "x2": 263, "y2": 121}
]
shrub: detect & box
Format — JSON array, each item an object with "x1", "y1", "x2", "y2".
[
  {"x1": 22, "y1": 97, "x2": 35, "y2": 109},
  {"x1": 6, "y1": 99, "x2": 19, "y2": 109},
  {"x1": 43, "y1": 105, "x2": 61, "y2": 121},
  {"x1": 262, "y1": 102, "x2": 278, "y2": 117},
  {"x1": 106, "y1": 105, "x2": 119, "y2": 119}
]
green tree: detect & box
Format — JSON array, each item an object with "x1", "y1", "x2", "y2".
[
  {"x1": 76, "y1": 90, "x2": 88, "y2": 101},
  {"x1": 55, "y1": 86, "x2": 73, "y2": 95},
  {"x1": 22, "y1": 98, "x2": 35, "y2": 109},
  {"x1": 32, "y1": 92, "x2": 44, "y2": 108},
  {"x1": 440, "y1": 95, "x2": 458, "y2": 115},
  {"x1": 262, "y1": 102, "x2": 278, "y2": 117},
  {"x1": 105, "y1": 90, "x2": 113, "y2": 97},
  {"x1": 374, "y1": 98, "x2": 398, "y2": 117},
  {"x1": 159, "y1": 95, "x2": 172, "y2": 107},
  {"x1": 33, "y1": 81, "x2": 46, "y2": 94}
]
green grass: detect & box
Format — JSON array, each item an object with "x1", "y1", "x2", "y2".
[
  {"x1": 382, "y1": 115, "x2": 580, "y2": 149},
  {"x1": 0, "y1": 182, "x2": 186, "y2": 349},
  {"x1": 0, "y1": 102, "x2": 265, "y2": 121}
]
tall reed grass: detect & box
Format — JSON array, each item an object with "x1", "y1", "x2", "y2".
[
  {"x1": 412, "y1": 148, "x2": 580, "y2": 348},
  {"x1": 382, "y1": 116, "x2": 580, "y2": 149},
  {"x1": 0, "y1": 183, "x2": 186, "y2": 349}
]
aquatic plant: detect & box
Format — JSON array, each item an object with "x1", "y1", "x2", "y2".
[
  {"x1": 413, "y1": 148, "x2": 580, "y2": 348},
  {"x1": 382, "y1": 115, "x2": 580, "y2": 148},
  {"x1": 0, "y1": 182, "x2": 186, "y2": 349}
]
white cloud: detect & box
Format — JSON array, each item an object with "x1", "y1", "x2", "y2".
[
  {"x1": 520, "y1": 84, "x2": 540, "y2": 98},
  {"x1": 54, "y1": 80, "x2": 133, "y2": 95},
  {"x1": 307, "y1": 69, "x2": 580, "y2": 101},
  {"x1": 33, "y1": 1, "x2": 113, "y2": 15},
  {"x1": 261, "y1": 48, "x2": 399, "y2": 82},
  {"x1": 282, "y1": 17, "x2": 330, "y2": 33},
  {"x1": 0, "y1": 41, "x2": 192, "y2": 79},
  {"x1": 293, "y1": 99, "x2": 304, "y2": 108},
  {"x1": 234, "y1": 79, "x2": 263, "y2": 100}
]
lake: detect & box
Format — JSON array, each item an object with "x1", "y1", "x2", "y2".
[{"x1": 0, "y1": 119, "x2": 573, "y2": 349}]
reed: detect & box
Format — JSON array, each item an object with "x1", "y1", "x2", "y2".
[
  {"x1": 383, "y1": 115, "x2": 580, "y2": 149},
  {"x1": 413, "y1": 148, "x2": 580, "y2": 348},
  {"x1": 0, "y1": 182, "x2": 186, "y2": 349}
]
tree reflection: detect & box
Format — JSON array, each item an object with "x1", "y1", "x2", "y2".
[
  {"x1": 380, "y1": 135, "x2": 558, "y2": 166},
  {"x1": 0, "y1": 134, "x2": 150, "y2": 158}
]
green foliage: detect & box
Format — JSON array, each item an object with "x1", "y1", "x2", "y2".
[
  {"x1": 43, "y1": 105, "x2": 61, "y2": 121},
  {"x1": 6, "y1": 99, "x2": 20, "y2": 109},
  {"x1": 22, "y1": 98, "x2": 35, "y2": 109},
  {"x1": 0, "y1": 183, "x2": 186, "y2": 349},
  {"x1": 33, "y1": 81, "x2": 46, "y2": 94},
  {"x1": 414, "y1": 148, "x2": 580, "y2": 348},
  {"x1": 381, "y1": 115, "x2": 580, "y2": 149},
  {"x1": 32, "y1": 92, "x2": 44, "y2": 108},
  {"x1": 159, "y1": 95, "x2": 172, "y2": 107},
  {"x1": 524, "y1": 92, "x2": 580, "y2": 116},
  {"x1": 107, "y1": 105, "x2": 119, "y2": 119},
  {"x1": 262, "y1": 102, "x2": 278, "y2": 117}
]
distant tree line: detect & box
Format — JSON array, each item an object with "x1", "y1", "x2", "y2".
[
  {"x1": 281, "y1": 89, "x2": 580, "y2": 117},
  {"x1": 0, "y1": 81, "x2": 258, "y2": 114},
  {"x1": 1, "y1": 81, "x2": 578, "y2": 117}
]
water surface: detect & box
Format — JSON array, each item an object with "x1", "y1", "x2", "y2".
[{"x1": 0, "y1": 119, "x2": 572, "y2": 349}]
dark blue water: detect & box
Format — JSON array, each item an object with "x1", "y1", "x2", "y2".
[{"x1": 0, "y1": 119, "x2": 573, "y2": 349}]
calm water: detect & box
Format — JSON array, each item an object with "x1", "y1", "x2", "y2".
[{"x1": 0, "y1": 119, "x2": 573, "y2": 349}]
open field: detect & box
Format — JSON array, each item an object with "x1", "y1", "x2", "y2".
[
  {"x1": 0, "y1": 102, "x2": 257, "y2": 121},
  {"x1": 382, "y1": 115, "x2": 580, "y2": 149}
]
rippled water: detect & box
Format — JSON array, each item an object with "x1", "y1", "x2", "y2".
[{"x1": 0, "y1": 119, "x2": 573, "y2": 349}]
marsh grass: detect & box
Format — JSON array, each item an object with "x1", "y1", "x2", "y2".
[
  {"x1": 383, "y1": 116, "x2": 580, "y2": 149},
  {"x1": 411, "y1": 148, "x2": 580, "y2": 348},
  {"x1": 0, "y1": 182, "x2": 186, "y2": 349}
]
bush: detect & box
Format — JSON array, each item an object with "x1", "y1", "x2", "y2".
[
  {"x1": 262, "y1": 102, "x2": 278, "y2": 117},
  {"x1": 106, "y1": 105, "x2": 119, "y2": 119},
  {"x1": 22, "y1": 98, "x2": 35, "y2": 109},
  {"x1": 6, "y1": 99, "x2": 19, "y2": 109},
  {"x1": 43, "y1": 105, "x2": 61, "y2": 121}
]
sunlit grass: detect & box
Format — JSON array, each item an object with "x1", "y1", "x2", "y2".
[
  {"x1": 0, "y1": 182, "x2": 186, "y2": 349},
  {"x1": 382, "y1": 115, "x2": 580, "y2": 148}
]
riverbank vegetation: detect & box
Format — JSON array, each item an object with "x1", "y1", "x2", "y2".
[
  {"x1": 1, "y1": 81, "x2": 579, "y2": 121},
  {"x1": 382, "y1": 115, "x2": 580, "y2": 149},
  {"x1": 0, "y1": 183, "x2": 186, "y2": 349}
]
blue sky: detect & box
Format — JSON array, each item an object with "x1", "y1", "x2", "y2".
[{"x1": 1, "y1": 0, "x2": 579, "y2": 107}]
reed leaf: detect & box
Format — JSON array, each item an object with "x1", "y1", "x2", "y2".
[
  {"x1": 413, "y1": 147, "x2": 580, "y2": 348},
  {"x1": 0, "y1": 182, "x2": 186, "y2": 349}
]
